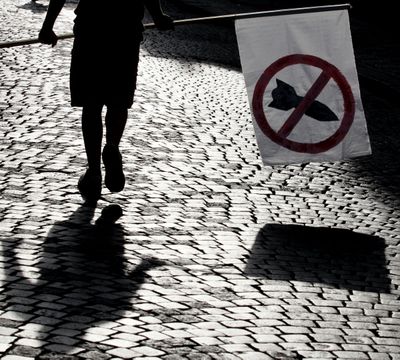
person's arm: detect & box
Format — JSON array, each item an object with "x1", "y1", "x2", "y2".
[
  {"x1": 39, "y1": 0, "x2": 66, "y2": 46},
  {"x1": 144, "y1": 0, "x2": 174, "y2": 30}
]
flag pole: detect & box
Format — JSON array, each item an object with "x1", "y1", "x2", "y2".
[{"x1": 0, "y1": 4, "x2": 351, "y2": 49}]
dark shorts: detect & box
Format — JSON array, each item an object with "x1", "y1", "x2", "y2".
[{"x1": 70, "y1": 31, "x2": 142, "y2": 108}]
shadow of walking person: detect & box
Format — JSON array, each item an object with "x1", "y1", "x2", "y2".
[{"x1": 4, "y1": 204, "x2": 165, "y2": 357}]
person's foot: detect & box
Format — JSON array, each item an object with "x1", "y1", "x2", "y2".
[
  {"x1": 102, "y1": 144, "x2": 125, "y2": 192},
  {"x1": 78, "y1": 169, "x2": 102, "y2": 204}
]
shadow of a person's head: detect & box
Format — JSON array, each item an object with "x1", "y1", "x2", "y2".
[{"x1": 40, "y1": 204, "x2": 124, "y2": 277}]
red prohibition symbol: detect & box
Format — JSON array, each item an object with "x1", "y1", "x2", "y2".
[{"x1": 252, "y1": 54, "x2": 356, "y2": 154}]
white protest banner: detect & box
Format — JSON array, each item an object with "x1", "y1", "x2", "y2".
[{"x1": 235, "y1": 6, "x2": 371, "y2": 165}]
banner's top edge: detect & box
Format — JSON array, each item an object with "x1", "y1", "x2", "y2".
[{"x1": 234, "y1": 4, "x2": 351, "y2": 21}]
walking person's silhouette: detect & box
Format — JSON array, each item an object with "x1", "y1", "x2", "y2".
[{"x1": 39, "y1": 0, "x2": 173, "y2": 204}]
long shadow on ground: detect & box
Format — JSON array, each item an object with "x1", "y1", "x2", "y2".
[
  {"x1": 3, "y1": 205, "x2": 164, "y2": 358},
  {"x1": 246, "y1": 224, "x2": 390, "y2": 293}
]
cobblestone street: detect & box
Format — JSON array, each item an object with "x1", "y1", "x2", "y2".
[{"x1": 1, "y1": 1, "x2": 400, "y2": 359}]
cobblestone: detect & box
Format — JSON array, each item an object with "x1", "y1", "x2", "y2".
[{"x1": 1, "y1": 0, "x2": 400, "y2": 359}]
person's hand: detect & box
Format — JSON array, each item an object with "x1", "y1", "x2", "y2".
[
  {"x1": 153, "y1": 14, "x2": 174, "y2": 31},
  {"x1": 39, "y1": 27, "x2": 58, "y2": 47}
]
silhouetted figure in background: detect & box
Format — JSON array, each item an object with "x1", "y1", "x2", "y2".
[{"x1": 39, "y1": 0, "x2": 173, "y2": 204}]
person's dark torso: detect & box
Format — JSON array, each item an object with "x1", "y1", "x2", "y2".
[{"x1": 74, "y1": 0, "x2": 145, "y2": 37}]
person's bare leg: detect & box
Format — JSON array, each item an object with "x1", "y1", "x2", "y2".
[
  {"x1": 102, "y1": 106, "x2": 128, "y2": 192},
  {"x1": 78, "y1": 105, "x2": 103, "y2": 203},
  {"x1": 105, "y1": 106, "x2": 128, "y2": 146},
  {"x1": 82, "y1": 105, "x2": 103, "y2": 173}
]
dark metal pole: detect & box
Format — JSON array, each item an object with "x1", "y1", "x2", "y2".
[{"x1": 0, "y1": 4, "x2": 351, "y2": 49}]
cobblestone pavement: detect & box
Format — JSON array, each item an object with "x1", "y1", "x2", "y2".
[{"x1": 1, "y1": 1, "x2": 400, "y2": 359}]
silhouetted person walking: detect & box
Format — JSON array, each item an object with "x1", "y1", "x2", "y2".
[{"x1": 39, "y1": 0, "x2": 173, "y2": 204}]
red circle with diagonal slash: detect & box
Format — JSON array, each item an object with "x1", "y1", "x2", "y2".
[{"x1": 252, "y1": 54, "x2": 355, "y2": 154}]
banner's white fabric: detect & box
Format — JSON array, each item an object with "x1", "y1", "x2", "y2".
[{"x1": 235, "y1": 10, "x2": 371, "y2": 165}]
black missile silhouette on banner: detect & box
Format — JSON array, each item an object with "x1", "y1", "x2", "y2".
[{"x1": 268, "y1": 79, "x2": 339, "y2": 122}]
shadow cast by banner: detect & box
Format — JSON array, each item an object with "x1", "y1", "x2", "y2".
[{"x1": 246, "y1": 224, "x2": 390, "y2": 293}]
